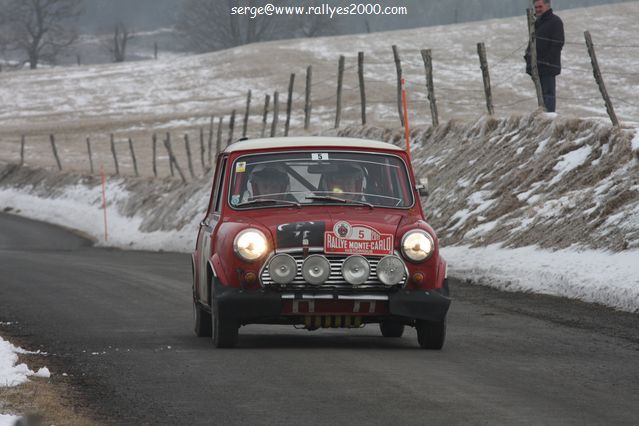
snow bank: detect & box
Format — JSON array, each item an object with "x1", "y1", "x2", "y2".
[
  {"x1": 396, "y1": 114, "x2": 639, "y2": 252},
  {"x1": 0, "y1": 165, "x2": 206, "y2": 251},
  {"x1": 0, "y1": 414, "x2": 21, "y2": 426},
  {"x1": 443, "y1": 245, "x2": 639, "y2": 313}
]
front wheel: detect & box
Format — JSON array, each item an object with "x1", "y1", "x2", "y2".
[
  {"x1": 416, "y1": 318, "x2": 446, "y2": 350},
  {"x1": 379, "y1": 321, "x2": 405, "y2": 338},
  {"x1": 212, "y1": 305, "x2": 239, "y2": 348}
]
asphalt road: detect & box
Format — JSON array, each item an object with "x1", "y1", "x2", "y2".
[{"x1": 1, "y1": 212, "x2": 638, "y2": 425}]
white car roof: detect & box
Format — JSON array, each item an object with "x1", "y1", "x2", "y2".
[{"x1": 223, "y1": 136, "x2": 404, "y2": 153}]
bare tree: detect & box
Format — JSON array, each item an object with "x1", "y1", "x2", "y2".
[
  {"x1": 0, "y1": 0, "x2": 82, "y2": 69},
  {"x1": 178, "y1": 0, "x2": 281, "y2": 52},
  {"x1": 106, "y1": 23, "x2": 134, "y2": 63}
]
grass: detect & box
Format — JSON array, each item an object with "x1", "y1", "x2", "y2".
[{"x1": 0, "y1": 339, "x2": 99, "y2": 425}]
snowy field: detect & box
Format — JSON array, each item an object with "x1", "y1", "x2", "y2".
[{"x1": 1, "y1": 2, "x2": 639, "y2": 176}]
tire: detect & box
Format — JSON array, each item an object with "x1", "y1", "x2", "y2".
[
  {"x1": 379, "y1": 321, "x2": 405, "y2": 338},
  {"x1": 212, "y1": 304, "x2": 239, "y2": 348},
  {"x1": 193, "y1": 300, "x2": 212, "y2": 337},
  {"x1": 416, "y1": 318, "x2": 446, "y2": 350}
]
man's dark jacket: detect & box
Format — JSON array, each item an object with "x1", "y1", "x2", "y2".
[{"x1": 525, "y1": 8, "x2": 564, "y2": 76}]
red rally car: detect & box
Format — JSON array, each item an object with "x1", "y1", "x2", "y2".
[{"x1": 192, "y1": 137, "x2": 450, "y2": 349}]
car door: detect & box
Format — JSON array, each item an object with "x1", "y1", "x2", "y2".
[{"x1": 195, "y1": 155, "x2": 228, "y2": 305}]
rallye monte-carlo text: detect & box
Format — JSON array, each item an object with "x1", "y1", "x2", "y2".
[{"x1": 192, "y1": 137, "x2": 450, "y2": 349}]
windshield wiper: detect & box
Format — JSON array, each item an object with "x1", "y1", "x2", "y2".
[
  {"x1": 305, "y1": 195, "x2": 373, "y2": 209},
  {"x1": 235, "y1": 198, "x2": 301, "y2": 208}
]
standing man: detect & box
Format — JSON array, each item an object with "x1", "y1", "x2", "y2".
[{"x1": 525, "y1": 0, "x2": 565, "y2": 112}]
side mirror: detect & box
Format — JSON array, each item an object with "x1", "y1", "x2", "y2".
[{"x1": 415, "y1": 177, "x2": 429, "y2": 198}]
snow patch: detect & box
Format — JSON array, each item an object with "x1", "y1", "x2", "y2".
[
  {"x1": 442, "y1": 245, "x2": 639, "y2": 313},
  {"x1": 0, "y1": 336, "x2": 50, "y2": 388},
  {"x1": 0, "y1": 414, "x2": 21, "y2": 426},
  {"x1": 534, "y1": 138, "x2": 550, "y2": 155},
  {"x1": 550, "y1": 145, "x2": 592, "y2": 186},
  {"x1": 632, "y1": 129, "x2": 639, "y2": 152},
  {"x1": 464, "y1": 219, "x2": 499, "y2": 239}
]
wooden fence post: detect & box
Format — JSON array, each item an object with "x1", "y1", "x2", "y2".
[
  {"x1": 262, "y1": 94, "x2": 271, "y2": 137},
  {"x1": 163, "y1": 137, "x2": 186, "y2": 183},
  {"x1": 228, "y1": 110, "x2": 236, "y2": 146},
  {"x1": 49, "y1": 134, "x2": 62, "y2": 171},
  {"x1": 184, "y1": 134, "x2": 195, "y2": 178},
  {"x1": 477, "y1": 42, "x2": 494, "y2": 115},
  {"x1": 86, "y1": 137, "x2": 94, "y2": 174},
  {"x1": 199, "y1": 127, "x2": 205, "y2": 172},
  {"x1": 584, "y1": 31, "x2": 619, "y2": 126},
  {"x1": 271, "y1": 91, "x2": 279, "y2": 137},
  {"x1": 166, "y1": 132, "x2": 174, "y2": 177},
  {"x1": 335, "y1": 55, "x2": 345, "y2": 129},
  {"x1": 110, "y1": 134, "x2": 119, "y2": 175},
  {"x1": 128, "y1": 137, "x2": 139, "y2": 177},
  {"x1": 152, "y1": 133, "x2": 158, "y2": 177},
  {"x1": 304, "y1": 65, "x2": 312, "y2": 130},
  {"x1": 358, "y1": 51, "x2": 366, "y2": 125},
  {"x1": 20, "y1": 136, "x2": 25, "y2": 166},
  {"x1": 285, "y1": 73, "x2": 295, "y2": 136},
  {"x1": 527, "y1": 8, "x2": 545, "y2": 110},
  {"x1": 243, "y1": 90, "x2": 251, "y2": 138},
  {"x1": 207, "y1": 116, "x2": 214, "y2": 167},
  {"x1": 420, "y1": 49, "x2": 439, "y2": 127},
  {"x1": 216, "y1": 116, "x2": 224, "y2": 155},
  {"x1": 392, "y1": 45, "x2": 404, "y2": 127}
]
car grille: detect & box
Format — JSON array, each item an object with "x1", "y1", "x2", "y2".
[{"x1": 260, "y1": 252, "x2": 406, "y2": 290}]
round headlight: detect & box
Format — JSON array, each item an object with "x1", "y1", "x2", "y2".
[
  {"x1": 341, "y1": 255, "x2": 370, "y2": 286},
  {"x1": 233, "y1": 229, "x2": 268, "y2": 262},
  {"x1": 401, "y1": 230, "x2": 435, "y2": 262},
  {"x1": 268, "y1": 254, "x2": 297, "y2": 284},
  {"x1": 302, "y1": 255, "x2": 331, "y2": 285},
  {"x1": 376, "y1": 255, "x2": 406, "y2": 286}
]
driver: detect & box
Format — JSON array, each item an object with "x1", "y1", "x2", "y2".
[
  {"x1": 250, "y1": 165, "x2": 290, "y2": 200},
  {"x1": 322, "y1": 164, "x2": 365, "y2": 201}
]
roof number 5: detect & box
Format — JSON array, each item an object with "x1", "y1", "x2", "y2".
[{"x1": 311, "y1": 153, "x2": 329, "y2": 161}]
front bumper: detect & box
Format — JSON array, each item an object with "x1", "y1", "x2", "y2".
[
  {"x1": 214, "y1": 281, "x2": 450, "y2": 323},
  {"x1": 388, "y1": 289, "x2": 450, "y2": 322}
]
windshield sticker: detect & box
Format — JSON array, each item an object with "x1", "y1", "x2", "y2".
[
  {"x1": 231, "y1": 195, "x2": 240, "y2": 206},
  {"x1": 235, "y1": 161, "x2": 246, "y2": 173},
  {"x1": 311, "y1": 153, "x2": 329, "y2": 161},
  {"x1": 324, "y1": 221, "x2": 393, "y2": 256}
]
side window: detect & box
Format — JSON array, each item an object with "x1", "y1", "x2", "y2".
[{"x1": 213, "y1": 157, "x2": 228, "y2": 214}]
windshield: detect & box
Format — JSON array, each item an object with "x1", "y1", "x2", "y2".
[{"x1": 229, "y1": 151, "x2": 413, "y2": 209}]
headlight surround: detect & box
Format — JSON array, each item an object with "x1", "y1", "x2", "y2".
[
  {"x1": 401, "y1": 230, "x2": 435, "y2": 262},
  {"x1": 233, "y1": 228, "x2": 268, "y2": 262}
]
